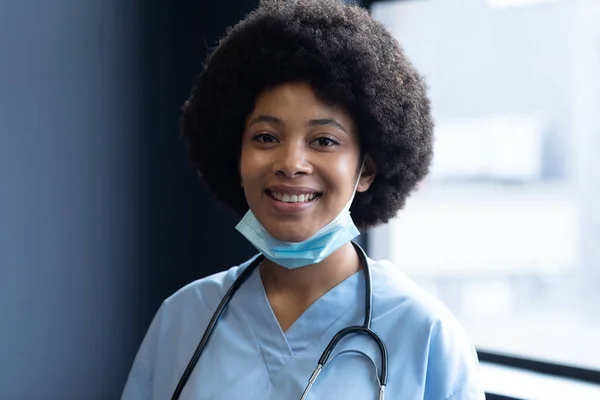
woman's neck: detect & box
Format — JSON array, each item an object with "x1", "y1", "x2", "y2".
[{"x1": 259, "y1": 242, "x2": 362, "y2": 331}]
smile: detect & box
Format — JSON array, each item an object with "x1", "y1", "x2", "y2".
[{"x1": 266, "y1": 190, "x2": 321, "y2": 203}]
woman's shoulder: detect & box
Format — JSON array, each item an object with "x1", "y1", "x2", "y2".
[
  {"x1": 369, "y1": 258, "x2": 484, "y2": 399},
  {"x1": 369, "y1": 257, "x2": 460, "y2": 327},
  {"x1": 368, "y1": 257, "x2": 477, "y2": 365},
  {"x1": 161, "y1": 254, "x2": 261, "y2": 313}
]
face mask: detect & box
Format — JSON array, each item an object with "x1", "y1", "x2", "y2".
[{"x1": 235, "y1": 164, "x2": 364, "y2": 269}]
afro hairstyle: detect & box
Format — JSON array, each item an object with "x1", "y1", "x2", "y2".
[{"x1": 181, "y1": 0, "x2": 434, "y2": 230}]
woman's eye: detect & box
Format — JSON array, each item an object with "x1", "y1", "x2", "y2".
[
  {"x1": 314, "y1": 137, "x2": 339, "y2": 147},
  {"x1": 254, "y1": 133, "x2": 277, "y2": 143}
]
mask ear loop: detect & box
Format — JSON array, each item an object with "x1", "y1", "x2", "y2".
[
  {"x1": 344, "y1": 155, "x2": 369, "y2": 214},
  {"x1": 309, "y1": 156, "x2": 369, "y2": 239}
]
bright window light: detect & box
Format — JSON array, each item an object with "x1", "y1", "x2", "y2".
[
  {"x1": 488, "y1": 0, "x2": 563, "y2": 9},
  {"x1": 371, "y1": 0, "x2": 600, "y2": 372}
]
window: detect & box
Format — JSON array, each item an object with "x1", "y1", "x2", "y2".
[{"x1": 370, "y1": 0, "x2": 600, "y2": 370}]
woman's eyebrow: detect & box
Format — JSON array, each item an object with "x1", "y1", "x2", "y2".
[
  {"x1": 247, "y1": 115, "x2": 282, "y2": 127},
  {"x1": 247, "y1": 115, "x2": 348, "y2": 134},
  {"x1": 308, "y1": 118, "x2": 348, "y2": 133}
]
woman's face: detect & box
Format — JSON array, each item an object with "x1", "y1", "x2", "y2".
[{"x1": 240, "y1": 81, "x2": 375, "y2": 242}]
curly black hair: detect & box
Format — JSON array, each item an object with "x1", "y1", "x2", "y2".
[{"x1": 181, "y1": 0, "x2": 434, "y2": 230}]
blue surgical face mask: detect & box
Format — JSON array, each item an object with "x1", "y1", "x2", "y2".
[{"x1": 235, "y1": 165, "x2": 364, "y2": 269}]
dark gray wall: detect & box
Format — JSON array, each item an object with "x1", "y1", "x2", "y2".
[
  {"x1": 1, "y1": 1, "x2": 144, "y2": 397},
  {"x1": 0, "y1": 1, "x2": 256, "y2": 398}
]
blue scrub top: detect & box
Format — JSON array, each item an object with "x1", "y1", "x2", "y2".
[{"x1": 122, "y1": 255, "x2": 485, "y2": 399}]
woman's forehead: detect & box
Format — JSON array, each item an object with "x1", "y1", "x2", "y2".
[{"x1": 247, "y1": 82, "x2": 356, "y2": 131}]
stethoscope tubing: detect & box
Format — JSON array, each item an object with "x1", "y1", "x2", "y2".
[
  {"x1": 170, "y1": 242, "x2": 388, "y2": 400},
  {"x1": 170, "y1": 257, "x2": 261, "y2": 399}
]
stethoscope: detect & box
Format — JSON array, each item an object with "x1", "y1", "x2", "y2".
[{"x1": 171, "y1": 242, "x2": 389, "y2": 400}]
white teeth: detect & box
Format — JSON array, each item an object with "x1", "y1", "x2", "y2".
[{"x1": 270, "y1": 191, "x2": 317, "y2": 203}]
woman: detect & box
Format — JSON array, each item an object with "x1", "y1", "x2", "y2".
[{"x1": 122, "y1": 1, "x2": 485, "y2": 399}]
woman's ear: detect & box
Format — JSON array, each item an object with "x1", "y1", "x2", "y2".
[{"x1": 357, "y1": 156, "x2": 377, "y2": 193}]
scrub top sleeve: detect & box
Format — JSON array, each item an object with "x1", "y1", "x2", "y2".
[
  {"x1": 425, "y1": 318, "x2": 485, "y2": 400},
  {"x1": 121, "y1": 302, "x2": 167, "y2": 400}
]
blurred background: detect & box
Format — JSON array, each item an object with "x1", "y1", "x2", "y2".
[
  {"x1": 370, "y1": 0, "x2": 600, "y2": 372},
  {"x1": 0, "y1": 0, "x2": 598, "y2": 399}
]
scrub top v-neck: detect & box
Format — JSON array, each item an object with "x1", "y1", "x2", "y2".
[
  {"x1": 237, "y1": 264, "x2": 364, "y2": 380},
  {"x1": 121, "y1": 256, "x2": 485, "y2": 400}
]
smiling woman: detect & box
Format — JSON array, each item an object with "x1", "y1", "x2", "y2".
[
  {"x1": 240, "y1": 82, "x2": 371, "y2": 243},
  {"x1": 121, "y1": 1, "x2": 485, "y2": 399}
]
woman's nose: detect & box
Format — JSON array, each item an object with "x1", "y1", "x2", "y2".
[{"x1": 273, "y1": 141, "x2": 312, "y2": 178}]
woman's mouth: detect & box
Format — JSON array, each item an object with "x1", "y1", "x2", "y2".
[{"x1": 266, "y1": 190, "x2": 321, "y2": 204}]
